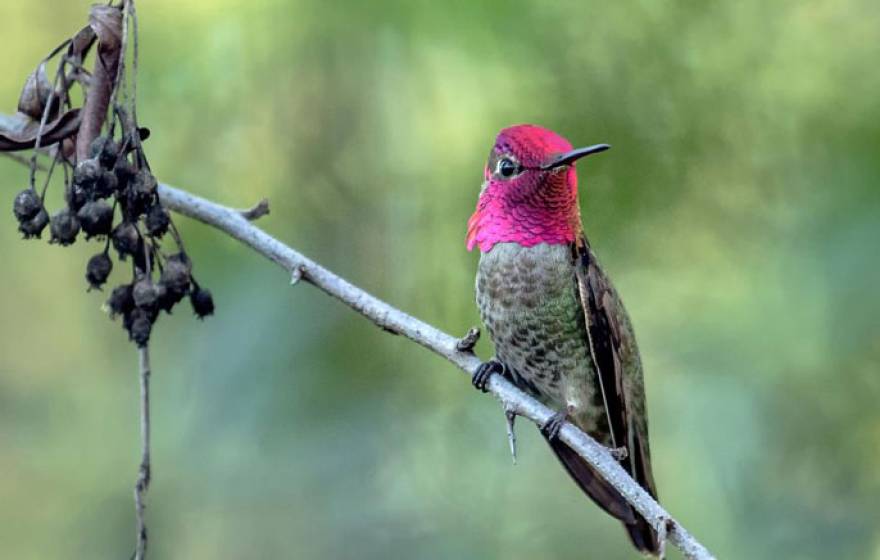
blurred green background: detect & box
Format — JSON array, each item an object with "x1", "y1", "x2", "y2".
[{"x1": 1, "y1": 1, "x2": 879, "y2": 558}]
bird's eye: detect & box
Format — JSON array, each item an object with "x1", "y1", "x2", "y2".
[{"x1": 498, "y1": 158, "x2": 518, "y2": 178}]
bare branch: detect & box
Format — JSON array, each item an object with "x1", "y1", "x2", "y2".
[
  {"x1": 156, "y1": 182, "x2": 716, "y2": 560},
  {"x1": 134, "y1": 345, "x2": 151, "y2": 560}
]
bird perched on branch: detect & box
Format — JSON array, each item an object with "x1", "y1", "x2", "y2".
[{"x1": 467, "y1": 124, "x2": 660, "y2": 556}]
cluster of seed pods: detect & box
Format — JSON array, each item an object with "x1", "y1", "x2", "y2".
[{"x1": 12, "y1": 132, "x2": 214, "y2": 347}]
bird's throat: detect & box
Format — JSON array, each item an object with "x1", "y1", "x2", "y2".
[{"x1": 467, "y1": 198, "x2": 579, "y2": 252}]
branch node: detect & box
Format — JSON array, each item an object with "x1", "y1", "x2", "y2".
[
  {"x1": 240, "y1": 197, "x2": 270, "y2": 221},
  {"x1": 657, "y1": 516, "x2": 672, "y2": 560},
  {"x1": 289, "y1": 265, "x2": 303, "y2": 285},
  {"x1": 455, "y1": 327, "x2": 480, "y2": 352},
  {"x1": 504, "y1": 405, "x2": 518, "y2": 465}
]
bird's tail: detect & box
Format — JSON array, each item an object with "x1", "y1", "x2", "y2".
[{"x1": 544, "y1": 437, "x2": 660, "y2": 557}]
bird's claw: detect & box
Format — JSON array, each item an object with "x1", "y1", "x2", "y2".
[
  {"x1": 609, "y1": 446, "x2": 628, "y2": 461},
  {"x1": 540, "y1": 409, "x2": 569, "y2": 441},
  {"x1": 472, "y1": 359, "x2": 506, "y2": 393}
]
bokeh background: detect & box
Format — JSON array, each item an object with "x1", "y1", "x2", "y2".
[{"x1": 1, "y1": 1, "x2": 879, "y2": 558}]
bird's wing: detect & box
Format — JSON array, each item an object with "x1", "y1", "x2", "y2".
[
  {"x1": 538, "y1": 235, "x2": 660, "y2": 554},
  {"x1": 570, "y1": 235, "x2": 658, "y2": 500}
]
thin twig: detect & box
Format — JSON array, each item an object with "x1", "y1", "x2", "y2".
[
  {"x1": 156, "y1": 182, "x2": 716, "y2": 560},
  {"x1": 134, "y1": 345, "x2": 151, "y2": 560},
  {"x1": 239, "y1": 198, "x2": 270, "y2": 221},
  {"x1": 1, "y1": 152, "x2": 47, "y2": 171},
  {"x1": 107, "y1": 0, "x2": 131, "y2": 137},
  {"x1": 30, "y1": 44, "x2": 70, "y2": 188},
  {"x1": 40, "y1": 148, "x2": 63, "y2": 201},
  {"x1": 128, "y1": 0, "x2": 140, "y2": 144}
]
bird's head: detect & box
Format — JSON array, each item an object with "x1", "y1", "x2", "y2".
[{"x1": 466, "y1": 124, "x2": 609, "y2": 252}]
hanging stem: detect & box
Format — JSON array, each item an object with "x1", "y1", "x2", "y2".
[{"x1": 134, "y1": 345, "x2": 151, "y2": 560}]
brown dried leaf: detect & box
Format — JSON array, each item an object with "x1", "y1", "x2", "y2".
[
  {"x1": 89, "y1": 5, "x2": 123, "y2": 55},
  {"x1": 0, "y1": 109, "x2": 81, "y2": 152},
  {"x1": 17, "y1": 63, "x2": 56, "y2": 120},
  {"x1": 68, "y1": 25, "x2": 97, "y2": 62},
  {"x1": 76, "y1": 4, "x2": 123, "y2": 161}
]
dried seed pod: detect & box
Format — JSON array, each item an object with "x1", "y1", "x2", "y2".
[
  {"x1": 85, "y1": 253, "x2": 113, "y2": 290},
  {"x1": 160, "y1": 253, "x2": 192, "y2": 295},
  {"x1": 49, "y1": 207, "x2": 80, "y2": 245},
  {"x1": 18, "y1": 207, "x2": 49, "y2": 239},
  {"x1": 18, "y1": 62, "x2": 54, "y2": 120},
  {"x1": 13, "y1": 188, "x2": 41, "y2": 222},
  {"x1": 73, "y1": 158, "x2": 102, "y2": 188},
  {"x1": 77, "y1": 200, "x2": 114, "y2": 238},
  {"x1": 111, "y1": 221, "x2": 139, "y2": 259},
  {"x1": 132, "y1": 242, "x2": 153, "y2": 274},
  {"x1": 89, "y1": 136, "x2": 120, "y2": 169},
  {"x1": 126, "y1": 308, "x2": 153, "y2": 347},
  {"x1": 133, "y1": 277, "x2": 162, "y2": 311},
  {"x1": 144, "y1": 204, "x2": 169, "y2": 237},
  {"x1": 114, "y1": 158, "x2": 136, "y2": 187},
  {"x1": 190, "y1": 287, "x2": 214, "y2": 319},
  {"x1": 125, "y1": 169, "x2": 157, "y2": 215},
  {"x1": 66, "y1": 183, "x2": 91, "y2": 212},
  {"x1": 94, "y1": 170, "x2": 119, "y2": 198},
  {"x1": 132, "y1": 169, "x2": 157, "y2": 198},
  {"x1": 157, "y1": 280, "x2": 186, "y2": 313},
  {"x1": 107, "y1": 284, "x2": 134, "y2": 318}
]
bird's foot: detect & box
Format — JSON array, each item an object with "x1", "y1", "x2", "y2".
[
  {"x1": 540, "y1": 408, "x2": 571, "y2": 441},
  {"x1": 608, "y1": 446, "x2": 628, "y2": 461},
  {"x1": 472, "y1": 359, "x2": 506, "y2": 393}
]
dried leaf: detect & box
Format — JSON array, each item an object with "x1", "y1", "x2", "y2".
[
  {"x1": 89, "y1": 5, "x2": 123, "y2": 55},
  {"x1": 75, "y1": 5, "x2": 123, "y2": 160},
  {"x1": 68, "y1": 25, "x2": 97, "y2": 62},
  {"x1": 0, "y1": 109, "x2": 81, "y2": 152},
  {"x1": 17, "y1": 63, "x2": 56, "y2": 120}
]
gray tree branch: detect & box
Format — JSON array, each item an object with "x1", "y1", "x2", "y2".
[{"x1": 156, "y1": 182, "x2": 716, "y2": 560}]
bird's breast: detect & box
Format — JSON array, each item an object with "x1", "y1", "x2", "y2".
[{"x1": 475, "y1": 242, "x2": 599, "y2": 423}]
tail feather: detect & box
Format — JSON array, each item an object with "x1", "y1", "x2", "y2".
[{"x1": 545, "y1": 437, "x2": 660, "y2": 556}]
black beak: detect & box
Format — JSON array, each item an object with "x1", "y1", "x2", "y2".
[{"x1": 541, "y1": 144, "x2": 611, "y2": 170}]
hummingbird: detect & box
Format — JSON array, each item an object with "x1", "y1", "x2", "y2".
[{"x1": 467, "y1": 124, "x2": 660, "y2": 555}]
